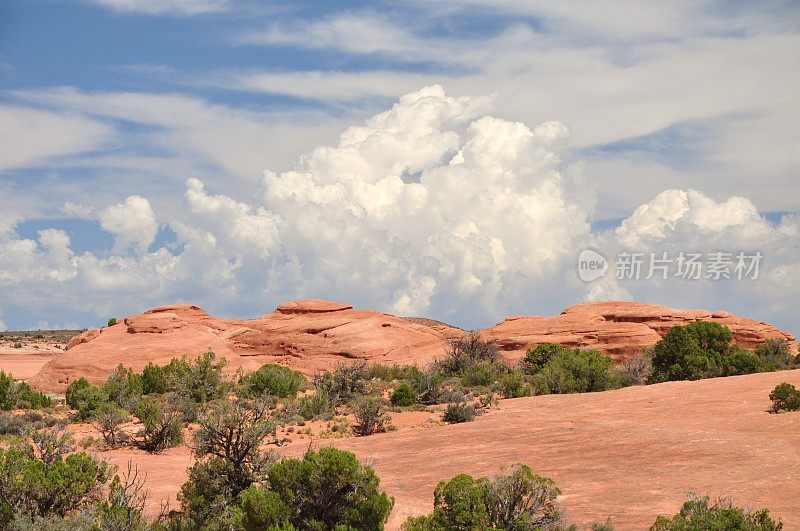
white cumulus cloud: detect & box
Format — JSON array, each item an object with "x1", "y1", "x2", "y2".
[{"x1": 98, "y1": 195, "x2": 158, "y2": 253}]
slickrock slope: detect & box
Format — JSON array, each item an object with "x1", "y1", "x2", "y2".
[
  {"x1": 25, "y1": 299, "x2": 796, "y2": 392},
  {"x1": 95, "y1": 370, "x2": 800, "y2": 530},
  {"x1": 29, "y1": 300, "x2": 463, "y2": 392},
  {"x1": 483, "y1": 301, "x2": 797, "y2": 362}
]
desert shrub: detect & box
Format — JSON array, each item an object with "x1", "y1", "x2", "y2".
[
  {"x1": 755, "y1": 339, "x2": 795, "y2": 371},
  {"x1": 240, "y1": 364, "x2": 307, "y2": 399},
  {"x1": 265, "y1": 447, "x2": 394, "y2": 530},
  {"x1": 12, "y1": 382, "x2": 52, "y2": 409},
  {"x1": 390, "y1": 383, "x2": 418, "y2": 406},
  {"x1": 179, "y1": 350, "x2": 229, "y2": 404},
  {"x1": 442, "y1": 402, "x2": 476, "y2": 424},
  {"x1": 107, "y1": 317, "x2": 117, "y2": 327},
  {"x1": 180, "y1": 398, "x2": 279, "y2": 527},
  {"x1": 313, "y1": 360, "x2": 369, "y2": 405},
  {"x1": 0, "y1": 412, "x2": 60, "y2": 436},
  {"x1": 238, "y1": 485, "x2": 290, "y2": 530},
  {"x1": 769, "y1": 383, "x2": 800, "y2": 413},
  {"x1": 522, "y1": 343, "x2": 569, "y2": 375},
  {"x1": 650, "y1": 493, "x2": 782, "y2": 530},
  {"x1": 460, "y1": 360, "x2": 508, "y2": 388},
  {"x1": 93, "y1": 405, "x2": 129, "y2": 448},
  {"x1": 411, "y1": 368, "x2": 445, "y2": 405},
  {"x1": 0, "y1": 413, "x2": 27, "y2": 436},
  {"x1": 298, "y1": 390, "x2": 335, "y2": 420},
  {"x1": 192, "y1": 398, "x2": 277, "y2": 492},
  {"x1": 132, "y1": 395, "x2": 183, "y2": 453},
  {"x1": 0, "y1": 371, "x2": 52, "y2": 410},
  {"x1": 500, "y1": 370, "x2": 532, "y2": 398},
  {"x1": 617, "y1": 351, "x2": 653, "y2": 387},
  {"x1": 367, "y1": 363, "x2": 424, "y2": 382},
  {"x1": 532, "y1": 348, "x2": 618, "y2": 394},
  {"x1": 438, "y1": 333, "x2": 500, "y2": 376},
  {"x1": 0, "y1": 443, "x2": 111, "y2": 524},
  {"x1": 723, "y1": 347, "x2": 764, "y2": 376},
  {"x1": 29, "y1": 427, "x2": 74, "y2": 467},
  {"x1": 403, "y1": 465, "x2": 567, "y2": 531},
  {"x1": 650, "y1": 321, "x2": 767, "y2": 382},
  {"x1": 140, "y1": 358, "x2": 191, "y2": 396},
  {"x1": 102, "y1": 364, "x2": 144, "y2": 410},
  {"x1": 352, "y1": 395, "x2": 389, "y2": 436}
]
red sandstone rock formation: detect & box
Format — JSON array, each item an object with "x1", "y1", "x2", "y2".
[
  {"x1": 27, "y1": 299, "x2": 796, "y2": 392},
  {"x1": 482, "y1": 301, "x2": 797, "y2": 363},
  {"x1": 28, "y1": 300, "x2": 463, "y2": 392}
]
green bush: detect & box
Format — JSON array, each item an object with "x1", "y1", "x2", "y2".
[
  {"x1": 500, "y1": 370, "x2": 532, "y2": 398},
  {"x1": 438, "y1": 333, "x2": 500, "y2": 376},
  {"x1": 522, "y1": 343, "x2": 569, "y2": 375},
  {"x1": 352, "y1": 395, "x2": 389, "y2": 436},
  {"x1": 106, "y1": 317, "x2": 117, "y2": 327},
  {"x1": 132, "y1": 395, "x2": 183, "y2": 453},
  {"x1": 650, "y1": 493, "x2": 782, "y2": 530},
  {"x1": 442, "y1": 402, "x2": 476, "y2": 424},
  {"x1": 403, "y1": 465, "x2": 567, "y2": 530},
  {"x1": 390, "y1": 383, "x2": 418, "y2": 406},
  {"x1": 240, "y1": 364, "x2": 307, "y2": 399},
  {"x1": 298, "y1": 390, "x2": 335, "y2": 420},
  {"x1": 650, "y1": 322, "x2": 767, "y2": 382},
  {"x1": 265, "y1": 447, "x2": 394, "y2": 530},
  {"x1": 65, "y1": 378, "x2": 109, "y2": 420},
  {"x1": 0, "y1": 372, "x2": 51, "y2": 410},
  {"x1": 769, "y1": 383, "x2": 800, "y2": 413},
  {"x1": 755, "y1": 339, "x2": 795, "y2": 371},
  {"x1": 460, "y1": 360, "x2": 507, "y2": 388},
  {"x1": 0, "y1": 445, "x2": 111, "y2": 524},
  {"x1": 367, "y1": 364, "x2": 424, "y2": 383},
  {"x1": 532, "y1": 348, "x2": 618, "y2": 394},
  {"x1": 239, "y1": 485, "x2": 290, "y2": 530},
  {"x1": 313, "y1": 361, "x2": 369, "y2": 405},
  {"x1": 102, "y1": 364, "x2": 143, "y2": 410}
]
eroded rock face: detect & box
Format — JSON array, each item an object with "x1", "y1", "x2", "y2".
[
  {"x1": 482, "y1": 301, "x2": 797, "y2": 362},
  {"x1": 27, "y1": 300, "x2": 796, "y2": 392},
  {"x1": 29, "y1": 300, "x2": 463, "y2": 392}
]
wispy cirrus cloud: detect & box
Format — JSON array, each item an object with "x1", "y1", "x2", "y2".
[{"x1": 84, "y1": 0, "x2": 231, "y2": 15}]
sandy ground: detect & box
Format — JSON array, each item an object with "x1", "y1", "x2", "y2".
[
  {"x1": 75, "y1": 370, "x2": 800, "y2": 530},
  {"x1": 0, "y1": 330, "x2": 78, "y2": 380}
]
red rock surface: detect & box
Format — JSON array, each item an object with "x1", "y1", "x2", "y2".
[
  {"x1": 25, "y1": 299, "x2": 796, "y2": 393},
  {"x1": 483, "y1": 301, "x2": 797, "y2": 363},
  {"x1": 28, "y1": 300, "x2": 463, "y2": 392},
  {"x1": 92, "y1": 370, "x2": 800, "y2": 530}
]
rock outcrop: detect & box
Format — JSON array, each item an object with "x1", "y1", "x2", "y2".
[
  {"x1": 28, "y1": 300, "x2": 463, "y2": 392},
  {"x1": 482, "y1": 301, "x2": 797, "y2": 362},
  {"x1": 28, "y1": 299, "x2": 796, "y2": 392}
]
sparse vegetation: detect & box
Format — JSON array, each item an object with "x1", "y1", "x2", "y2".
[
  {"x1": 650, "y1": 493, "x2": 782, "y2": 530},
  {"x1": 529, "y1": 345, "x2": 619, "y2": 394},
  {"x1": 353, "y1": 394, "x2": 390, "y2": 435},
  {"x1": 650, "y1": 322, "x2": 766, "y2": 382},
  {"x1": 769, "y1": 383, "x2": 800, "y2": 413},
  {"x1": 442, "y1": 401, "x2": 477, "y2": 423},
  {"x1": 107, "y1": 317, "x2": 118, "y2": 327},
  {"x1": 403, "y1": 465, "x2": 569, "y2": 530},
  {"x1": 239, "y1": 363, "x2": 307, "y2": 399},
  {"x1": 0, "y1": 371, "x2": 52, "y2": 410},
  {"x1": 390, "y1": 382, "x2": 418, "y2": 406}
]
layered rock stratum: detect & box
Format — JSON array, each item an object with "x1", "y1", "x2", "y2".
[{"x1": 29, "y1": 299, "x2": 796, "y2": 392}]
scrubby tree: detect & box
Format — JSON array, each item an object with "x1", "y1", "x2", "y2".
[
  {"x1": 390, "y1": 383, "x2": 418, "y2": 406},
  {"x1": 522, "y1": 343, "x2": 568, "y2": 375},
  {"x1": 0, "y1": 371, "x2": 52, "y2": 411},
  {"x1": 353, "y1": 394, "x2": 389, "y2": 435},
  {"x1": 650, "y1": 493, "x2": 782, "y2": 530},
  {"x1": 650, "y1": 321, "x2": 767, "y2": 382},
  {"x1": 94, "y1": 405, "x2": 129, "y2": 448},
  {"x1": 438, "y1": 333, "x2": 500, "y2": 375},
  {"x1": 0, "y1": 443, "x2": 111, "y2": 524},
  {"x1": 755, "y1": 339, "x2": 795, "y2": 371},
  {"x1": 132, "y1": 395, "x2": 183, "y2": 453},
  {"x1": 769, "y1": 383, "x2": 800, "y2": 413},
  {"x1": 240, "y1": 364, "x2": 307, "y2": 399},
  {"x1": 103, "y1": 365, "x2": 143, "y2": 411},
  {"x1": 404, "y1": 465, "x2": 568, "y2": 531},
  {"x1": 264, "y1": 447, "x2": 394, "y2": 530},
  {"x1": 532, "y1": 348, "x2": 618, "y2": 394},
  {"x1": 65, "y1": 378, "x2": 108, "y2": 420}
]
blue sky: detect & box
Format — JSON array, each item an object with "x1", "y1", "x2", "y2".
[{"x1": 0, "y1": 0, "x2": 799, "y2": 333}]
